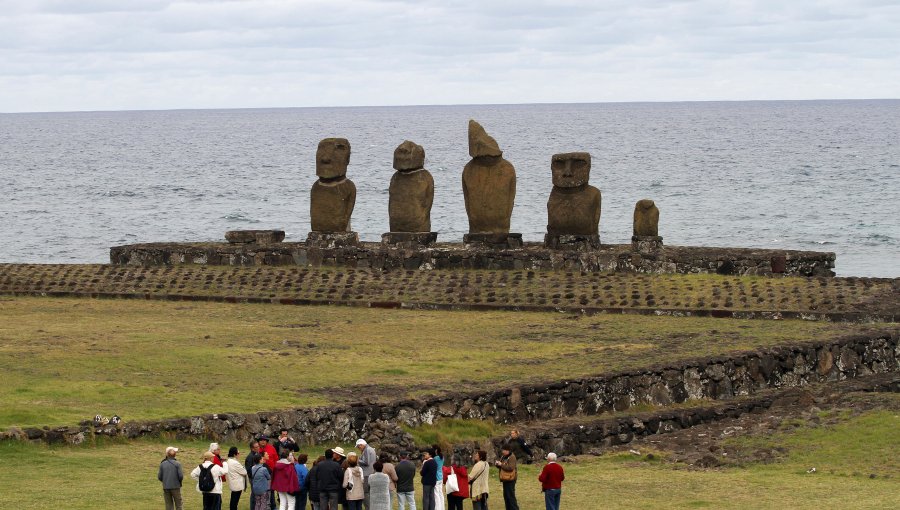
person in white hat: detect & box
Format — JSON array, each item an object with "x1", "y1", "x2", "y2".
[
  {"x1": 356, "y1": 439, "x2": 377, "y2": 510},
  {"x1": 158, "y1": 447, "x2": 184, "y2": 510}
]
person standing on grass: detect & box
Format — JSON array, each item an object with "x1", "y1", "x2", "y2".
[
  {"x1": 443, "y1": 454, "x2": 469, "y2": 510},
  {"x1": 258, "y1": 436, "x2": 279, "y2": 510},
  {"x1": 367, "y1": 461, "x2": 391, "y2": 510},
  {"x1": 356, "y1": 439, "x2": 376, "y2": 510},
  {"x1": 307, "y1": 455, "x2": 325, "y2": 510},
  {"x1": 191, "y1": 451, "x2": 229, "y2": 510},
  {"x1": 227, "y1": 447, "x2": 250, "y2": 510},
  {"x1": 273, "y1": 449, "x2": 300, "y2": 510},
  {"x1": 494, "y1": 445, "x2": 518, "y2": 510},
  {"x1": 317, "y1": 448, "x2": 343, "y2": 510},
  {"x1": 420, "y1": 448, "x2": 437, "y2": 510},
  {"x1": 468, "y1": 451, "x2": 489, "y2": 510},
  {"x1": 251, "y1": 453, "x2": 272, "y2": 510},
  {"x1": 537, "y1": 453, "x2": 564, "y2": 510},
  {"x1": 245, "y1": 442, "x2": 262, "y2": 510},
  {"x1": 293, "y1": 453, "x2": 310, "y2": 510},
  {"x1": 377, "y1": 454, "x2": 399, "y2": 509},
  {"x1": 343, "y1": 452, "x2": 366, "y2": 510},
  {"x1": 211, "y1": 443, "x2": 227, "y2": 483},
  {"x1": 394, "y1": 451, "x2": 417, "y2": 510},
  {"x1": 158, "y1": 446, "x2": 184, "y2": 510},
  {"x1": 431, "y1": 445, "x2": 445, "y2": 510}
]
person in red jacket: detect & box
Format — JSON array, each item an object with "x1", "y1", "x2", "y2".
[
  {"x1": 272, "y1": 450, "x2": 300, "y2": 510},
  {"x1": 257, "y1": 436, "x2": 279, "y2": 510},
  {"x1": 537, "y1": 453, "x2": 564, "y2": 510},
  {"x1": 442, "y1": 454, "x2": 469, "y2": 510}
]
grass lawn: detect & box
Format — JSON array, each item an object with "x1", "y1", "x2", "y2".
[
  {"x1": 0, "y1": 403, "x2": 897, "y2": 510},
  {"x1": 0, "y1": 296, "x2": 881, "y2": 429}
]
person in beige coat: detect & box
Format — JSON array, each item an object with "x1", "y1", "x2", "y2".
[
  {"x1": 343, "y1": 452, "x2": 366, "y2": 509},
  {"x1": 469, "y1": 450, "x2": 490, "y2": 510},
  {"x1": 226, "y1": 447, "x2": 250, "y2": 510}
]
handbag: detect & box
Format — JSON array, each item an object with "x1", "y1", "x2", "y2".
[
  {"x1": 445, "y1": 467, "x2": 460, "y2": 494},
  {"x1": 498, "y1": 458, "x2": 516, "y2": 482}
]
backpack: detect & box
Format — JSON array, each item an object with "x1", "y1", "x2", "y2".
[{"x1": 198, "y1": 463, "x2": 216, "y2": 492}]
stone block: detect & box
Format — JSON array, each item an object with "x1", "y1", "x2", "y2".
[
  {"x1": 381, "y1": 232, "x2": 438, "y2": 247},
  {"x1": 631, "y1": 235, "x2": 663, "y2": 255},
  {"x1": 463, "y1": 233, "x2": 523, "y2": 249},
  {"x1": 544, "y1": 234, "x2": 600, "y2": 251},
  {"x1": 305, "y1": 231, "x2": 359, "y2": 248},
  {"x1": 225, "y1": 230, "x2": 286, "y2": 245}
]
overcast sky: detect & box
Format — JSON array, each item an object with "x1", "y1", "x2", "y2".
[{"x1": 1, "y1": 0, "x2": 899, "y2": 112}]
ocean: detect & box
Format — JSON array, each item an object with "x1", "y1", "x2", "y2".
[{"x1": 1, "y1": 100, "x2": 898, "y2": 277}]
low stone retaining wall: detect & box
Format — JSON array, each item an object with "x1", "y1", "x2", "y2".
[
  {"x1": 7, "y1": 331, "x2": 896, "y2": 446},
  {"x1": 110, "y1": 241, "x2": 836, "y2": 277}
]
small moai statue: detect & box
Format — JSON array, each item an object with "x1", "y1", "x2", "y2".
[
  {"x1": 545, "y1": 152, "x2": 601, "y2": 250},
  {"x1": 308, "y1": 138, "x2": 358, "y2": 246},
  {"x1": 462, "y1": 120, "x2": 521, "y2": 248},
  {"x1": 631, "y1": 199, "x2": 663, "y2": 254},
  {"x1": 383, "y1": 140, "x2": 436, "y2": 246}
]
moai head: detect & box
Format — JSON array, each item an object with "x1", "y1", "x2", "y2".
[
  {"x1": 316, "y1": 138, "x2": 351, "y2": 179},
  {"x1": 468, "y1": 120, "x2": 502, "y2": 158},
  {"x1": 393, "y1": 140, "x2": 425, "y2": 171},
  {"x1": 636, "y1": 199, "x2": 656, "y2": 212},
  {"x1": 551, "y1": 152, "x2": 591, "y2": 188}
]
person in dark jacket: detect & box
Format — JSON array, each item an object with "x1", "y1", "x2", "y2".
[
  {"x1": 508, "y1": 430, "x2": 533, "y2": 464},
  {"x1": 158, "y1": 446, "x2": 184, "y2": 510},
  {"x1": 317, "y1": 449, "x2": 344, "y2": 510},
  {"x1": 276, "y1": 429, "x2": 300, "y2": 455},
  {"x1": 420, "y1": 448, "x2": 437, "y2": 510},
  {"x1": 307, "y1": 455, "x2": 325, "y2": 510},
  {"x1": 494, "y1": 445, "x2": 519, "y2": 510},
  {"x1": 245, "y1": 441, "x2": 261, "y2": 510},
  {"x1": 394, "y1": 451, "x2": 416, "y2": 510}
]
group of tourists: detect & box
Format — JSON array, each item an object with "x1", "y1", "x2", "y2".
[{"x1": 158, "y1": 429, "x2": 566, "y2": 510}]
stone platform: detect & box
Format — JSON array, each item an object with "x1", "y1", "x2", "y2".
[{"x1": 110, "y1": 240, "x2": 836, "y2": 277}]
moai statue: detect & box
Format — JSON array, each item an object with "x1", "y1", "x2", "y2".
[
  {"x1": 462, "y1": 120, "x2": 521, "y2": 248},
  {"x1": 308, "y1": 138, "x2": 358, "y2": 246},
  {"x1": 383, "y1": 140, "x2": 436, "y2": 246},
  {"x1": 631, "y1": 199, "x2": 663, "y2": 254},
  {"x1": 633, "y1": 199, "x2": 659, "y2": 237},
  {"x1": 545, "y1": 152, "x2": 601, "y2": 250}
]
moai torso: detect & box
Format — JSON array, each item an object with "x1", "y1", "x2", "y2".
[
  {"x1": 388, "y1": 140, "x2": 434, "y2": 232},
  {"x1": 462, "y1": 120, "x2": 516, "y2": 234},
  {"x1": 546, "y1": 152, "x2": 601, "y2": 235},
  {"x1": 310, "y1": 179, "x2": 356, "y2": 232},
  {"x1": 309, "y1": 138, "x2": 356, "y2": 232},
  {"x1": 633, "y1": 199, "x2": 659, "y2": 236}
]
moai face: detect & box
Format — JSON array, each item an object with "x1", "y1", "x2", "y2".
[
  {"x1": 316, "y1": 138, "x2": 351, "y2": 179},
  {"x1": 551, "y1": 152, "x2": 591, "y2": 188},
  {"x1": 393, "y1": 140, "x2": 425, "y2": 171}
]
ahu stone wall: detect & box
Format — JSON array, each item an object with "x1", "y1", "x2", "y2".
[
  {"x1": 8, "y1": 331, "x2": 895, "y2": 446},
  {"x1": 110, "y1": 241, "x2": 836, "y2": 277}
]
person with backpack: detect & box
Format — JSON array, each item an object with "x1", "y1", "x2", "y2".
[
  {"x1": 251, "y1": 452, "x2": 273, "y2": 510},
  {"x1": 158, "y1": 446, "x2": 184, "y2": 510},
  {"x1": 191, "y1": 451, "x2": 229, "y2": 510}
]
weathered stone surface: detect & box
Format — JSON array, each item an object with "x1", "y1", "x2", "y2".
[
  {"x1": 310, "y1": 178, "x2": 356, "y2": 232},
  {"x1": 388, "y1": 141, "x2": 434, "y2": 233},
  {"x1": 633, "y1": 199, "x2": 660, "y2": 237},
  {"x1": 315, "y1": 138, "x2": 351, "y2": 179},
  {"x1": 393, "y1": 140, "x2": 426, "y2": 171},
  {"x1": 544, "y1": 234, "x2": 600, "y2": 250},
  {"x1": 463, "y1": 233, "x2": 523, "y2": 249},
  {"x1": 381, "y1": 232, "x2": 437, "y2": 247},
  {"x1": 225, "y1": 230, "x2": 285, "y2": 245},
  {"x1": 546, "y1": 152, "x2": 601, "y2": 238},
  {"x1": 305, "y1": 231, "x2": 359, "y2": 248},
  {"x1": 467, "y1": 119, "x2": 502, "y2": 157},
  {"x1": 551, "y1": 152, "x2": 591, "y2": 188},
  {"x1": 632, "y1": 235, "x2": 664, "y2": 255},
  {"x1": 462, "y1": 120, "x2": 516, "y2": 234}
]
